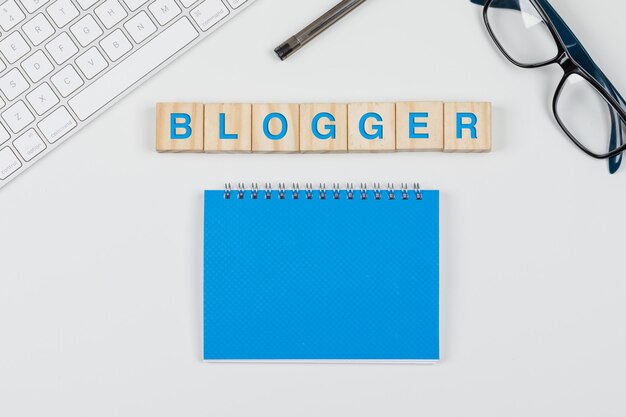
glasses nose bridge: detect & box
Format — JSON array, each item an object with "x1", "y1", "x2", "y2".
[{"x1": 557, "y1": 53, "x2": 577, "y2": 73}]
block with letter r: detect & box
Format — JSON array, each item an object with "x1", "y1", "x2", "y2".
[
  {"x1": 443, "y1": 102, "x2": 491, "y2": 152},
  {"x1": 156, "y1": 103, "x2": 204, "y2": 152}
]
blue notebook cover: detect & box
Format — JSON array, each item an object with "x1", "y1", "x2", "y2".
[{"x1": 203, "y1": 188, "x2": 439, "y2": 362}]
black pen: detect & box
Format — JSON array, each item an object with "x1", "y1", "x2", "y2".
[{"x1": 274, "y1": 0, "x2": 368, "y2": 61}]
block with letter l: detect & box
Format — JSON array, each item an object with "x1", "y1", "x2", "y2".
[{"x1": 204, "y1": 103, "x2": 252, "y2": 153}]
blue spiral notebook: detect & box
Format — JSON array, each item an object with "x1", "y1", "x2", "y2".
[{"x1": 203, "y1": 185, "x2": 439, "y2": 362}]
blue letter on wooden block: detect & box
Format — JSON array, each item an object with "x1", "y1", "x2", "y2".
[
  {"x1": 359, "y1": 112, "x2": 383, "y2": 140},
  {"x1": 219, "y1": 113, "x2": 238, "y2": 140},
  {"x1": 170, "y1": 113, "x2": 192, "y2": 139},
  {"x1": 409, "y1": 112, "x2": 429, "y2": 139},
  {"x1": 312, "y1": 112, "x2": 336, "y2": 140},
  {"x1": 263, "y1": 113, "x2": 288, "y2": 140},
  {"x1": 456, "y1": 113, "x2": 478, "y2": 139}
]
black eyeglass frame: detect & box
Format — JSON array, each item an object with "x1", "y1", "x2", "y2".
[{"x1": 480, "y1": 0, "x2": 626, "y2": 160}]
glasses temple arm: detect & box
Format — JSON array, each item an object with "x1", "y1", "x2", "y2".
[{"x1": 605, "y1": 83, "x2": 626, "y2": 173}]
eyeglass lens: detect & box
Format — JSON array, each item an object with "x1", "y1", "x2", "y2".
[
  {"x1": 556, "y1": 74, "x2": 616, "y2": 156},
  {"x1": 486, "y1": 0, "x2": 558, "y2": 65}
]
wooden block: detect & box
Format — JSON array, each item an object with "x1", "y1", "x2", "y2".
[
  {"x1": 444, "y1": 102, "x2": 491, "y2": 152},
  {"x1": 204, "y1": 103, "x2": 252, "y2": 153},
  {"x1": 156, "y1": 103, "x2": 204, "y2": 153},
  {"x1": 347, "y1": 103, "x2": 396, "y2": 153},
  {"x1": 299, "y1": 103, "x2": 348, "y2": 153},
  {"x1": 252, "y1": 104, "x2": 300, "y2": 153},
  {"x1": 396, "y1": 102, "x2": 444, "y2": 151}
]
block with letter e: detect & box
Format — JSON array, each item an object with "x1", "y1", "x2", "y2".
[
  {"x1": 396, "y1": 102, "x2": 444, "y2": 151},
  {"x1": 156, "y1": 103, "x2": 205, "y2": 152},
  {"x1": 444, "y1": 102, "x2": 491, "y2": 153}
]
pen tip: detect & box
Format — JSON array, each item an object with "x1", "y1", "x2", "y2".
[
  {"x1": 274, "y1": 43, "x2": 293, "y2": 61},
  {"x1": 274, "y1": 37, "x2": 300, "y2": 61}
]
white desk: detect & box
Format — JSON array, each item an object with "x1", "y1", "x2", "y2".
[{"x1": 1, "y1": 0, "x2": 625, "y2": 415}]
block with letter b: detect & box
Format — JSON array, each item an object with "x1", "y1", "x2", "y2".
[
  {"x1": 444, "y1": 102, "x2": 492, "y2": 152},
  {"x1": 348, "y1": 102, "x2": 396, "y2": 152},
  {"x1": 204, "y1": 103, "x2": 252, "y2": 153},
  {"x1": 252, "y1": 104, "x2": 300, "y2": 153},
  {"x1": 300, "y1": 103, "x2": 348, "y2": 153},
  {"x1": 156, "y1": 102, "x2": 204, "y2": 153}
]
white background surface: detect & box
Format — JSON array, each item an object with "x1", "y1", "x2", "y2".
[{"x1": 1, "y1": 0, "x2": 626, "y2": 415}]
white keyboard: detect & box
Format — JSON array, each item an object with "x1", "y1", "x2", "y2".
[{"x1": 0, "y1": 0, "x2": 256, "y2": 189}]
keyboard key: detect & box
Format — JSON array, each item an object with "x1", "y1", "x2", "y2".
[
  {"x1": 46, "y1": 0, "x2": 79, "y2": 27},
  {"x1": 75, "y1": 46, "x2": 108, "y2": 79},
  {"x1": 225, "y1": 0, "x2": 246, "y2": 8},
  {"x1": 13, "y1": 128, "x2": 46, "y2": 161},
  {"x1": 75, "y1": 0, "x2": 97, "y2": 9},
  {"x1": 0, "y1": 123, "x2": 9, "y2": 144},
  {"x1": 69, "y1": 18, "x2": 199, "y2": 120},
  {"x1": 18, "y1": 0, "x2": 50, "y2": 13},
  {"x1": 0, "y1": 0, "x2": 26, "y2": 31},
  {"x1": 0, "y1": 146, "x2": 22, "y2": 180},
  {"x1": 95, "y1": 0, "x2": 127, "y2": 29},
  {"x1": 26, "y1": 82, "x2": 59, "y2": 115},
  {"x1": 2, "y1": 100, "x2": 35, "y2": 133},
  {"x1": 22, "y1": 13, "x2": 55, "y2": 46},
  {"x1": 122, "y1": 0, "x2": 147, "y2": 11},
  {"x1": 100, "y1": 29, "x2": 132, "y2": 61},
  {"x1": 149, "y1": 0, "x2": 181, "y2": 25},
  {"x1": 0, "y1": 68, "x2": 29, "y2": 100},
  {"x1": 0, "y1": 32, "x2": 31, "y2": 64},
  {"x1": 21, "y1": 50, "x2": 54, "y2": 82},
  {"x1": 125, "y1": 11, "x2": 157, "y2": 44},
  {"x1": 70, "y1": 15, "x2": 104, "y2": 47},
  {"x1": 46, "y1": 32, "x2": 79, "y2": 64},
  {"x1": 51, "y1": 65, "x2": 83, "y2": 97},
  {"x1": 37, "y1": 106, "x2": 76, "y2": 143},
  {"x1": 190, "y1": 0, "x2": 229, "y2": 32}
]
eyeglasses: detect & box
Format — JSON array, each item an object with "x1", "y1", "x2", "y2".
[{"x1": 471, "y1": 0, "x2": 626, "y2": 174}]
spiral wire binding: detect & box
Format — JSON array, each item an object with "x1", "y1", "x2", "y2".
[
  {"x1": 414, "y1": 183, "x2": 423, "y2": 200},
  {"x1": 224, "y1": 183, "x2": 425, "y2": 200},
  {"x1": 237, "y1": 183, "x2": 245, "y2": 200},
  {"x1": 374, "y1": 183, "x2": 381, "y2": 200},
  {"x1": 332, "y1": 183, "x2": 341, "y2": 200}
]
